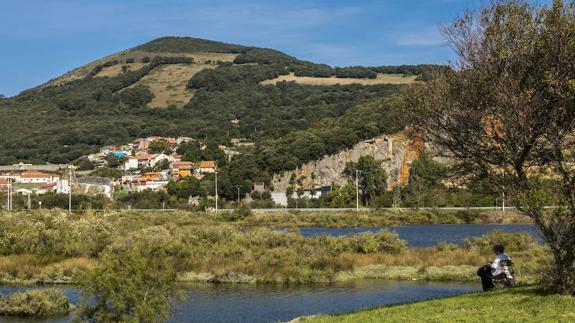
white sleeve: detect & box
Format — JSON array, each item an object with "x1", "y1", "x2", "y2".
[{"x1": 490, "y1": 257, "x2": 500, "y2": 270}]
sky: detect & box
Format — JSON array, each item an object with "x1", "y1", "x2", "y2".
[{"x1": 0, "y1": 0, "x2": 546, "y2": 96}]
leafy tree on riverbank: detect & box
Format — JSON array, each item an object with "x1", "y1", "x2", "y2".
[
  {"x1": 406, "y1": 0, "x2": 575, "y2": 294},
  {"x1": 343, "y1": 156, "x2": 388, "y2": 206},
  {"x1": 75, "y1": 231, "x2": 182, "y2": 322}
]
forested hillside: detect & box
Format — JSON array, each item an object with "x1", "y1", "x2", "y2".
[{"x1": 0, "y1": 37, "x2": 438, "y2": 181}]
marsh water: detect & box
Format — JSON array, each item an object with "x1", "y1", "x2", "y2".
[
  {"x1": 295, "y1": 223, "x2": 541, "y2": 247},
  {"x1": 0, "y1": 224, "x2": 539, "y2": 322},
  {"x1": 0, "y1": 280, "x2": 479, "y2": 323}
]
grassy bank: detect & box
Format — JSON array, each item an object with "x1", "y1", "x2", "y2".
[
  {"x1": 0, "y1": 288, "x2": 72, "y2": 317},
  {"x1": 0, "y1": 210, "x2": 545, "y2": 285},
  {"x1": 302, "y1": 286, "x2": 575, "y2": 322},
  {"x1": 243, "y1": 208, "x2": 529, "y2": 227}
]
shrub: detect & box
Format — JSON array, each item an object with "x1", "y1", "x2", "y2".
[
  {"x1": 75, "y1": 236, "x2": 182, "y2": 323},
  {"x1": 462, "y1": 231, "x2": 538, "y2": 253},
  {"x1": 0, "y1": 288, "x2": 71, "y2": 317}
]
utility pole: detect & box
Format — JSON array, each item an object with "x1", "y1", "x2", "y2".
[
  {"x1": 355, "y1": 170, "x2": 359, "y2": 211},
  {"x1": 7, "y1": 178, "x2": 12, "y2": 211},
  {"x1": 502, "y1": 172, "x2": 506, "y2": 213},
  {"x1": 235, "y1": 185, "x2": 241, "y2": 208},
  {"x1": 215, "y1": 171, "x2": 218, "y2": 212},
  {"x1": 68, "y1": 165, "x2": 73, "y2": 213}
]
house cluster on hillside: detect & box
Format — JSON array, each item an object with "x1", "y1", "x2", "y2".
[
  {"x1": 87, "y1": 136, "x2": 220, "y2": 192},
  {"x1": 0, "y1": 164, "x2": 73, "y2": 196},
  {"x1": 0, "y1": 136, "x2": 258, "y2": 204}
]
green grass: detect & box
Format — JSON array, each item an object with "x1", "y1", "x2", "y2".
[{"x1": 304, "y1": 286, "x2": 575, "y2": 322}]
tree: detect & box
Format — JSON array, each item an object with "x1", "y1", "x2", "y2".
[
  {"x1": 405, "y1": 0, "x2": 575, "y2": 294},
  {"x1": 148, "y1": 141, "x2": 168, "y2": 154},
  {"x1": 75, "y1": 231, "x2": 181, "y2": 322},
  {"x1": 76, "y1": 157, "x2": 95, "y2": 171},
  {"x1": 105, "y1": 155, "x2": 126, "y2": 168},
  {"x1": 154, "y1": 158, "x2": 171, "y2": 171},
  {"x1": 343, "y1": 156, "x2": 388, "y2": 206}
]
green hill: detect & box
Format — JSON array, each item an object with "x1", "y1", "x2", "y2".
[{"x1": 0, "y1": 37, "x2": 438, "y2": 182}]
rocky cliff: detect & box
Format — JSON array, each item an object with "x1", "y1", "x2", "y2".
[{"x1": 272, "y1": 130, "x2": 425, "y2": 192}]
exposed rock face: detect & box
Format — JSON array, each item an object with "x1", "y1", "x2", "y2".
[{"x1": 272, "y1": 131, "x2": 425, "y2": 192}]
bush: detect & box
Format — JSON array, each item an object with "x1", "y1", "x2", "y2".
[
  {"x1": 462, "y1": 231, "x2": 539, "y2": 253},
  {"x1": 0, "y1": 289, "x2": 71, "y2": 317},
  {"x1": 75, "y1": 236, "x2": 182, "y2": 323}
]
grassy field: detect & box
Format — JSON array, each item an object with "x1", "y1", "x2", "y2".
[
  {"x1": 302, "y1": 286, "x2": 575, "y2": 322},
  {"x1": 127, "y1": 63, "x2": 216, "y2": 107},
  {"x1": 94, "y1": 62, "x2": 148, "y2": 78},
  {"x1": 260, "y1": 73, "x2": 418, "y2": 86}
]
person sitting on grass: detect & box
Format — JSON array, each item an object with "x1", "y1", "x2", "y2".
[{"x1": 476, "y1": 244, "x2": 513, "y2": 291}]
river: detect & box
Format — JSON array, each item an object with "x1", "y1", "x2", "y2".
[
  {"x1": 294, "y1": 223, "x2": 541, "y2": 247},
  {"x1": 0, "y1": 280, "x2": 479, "y2": 323},
  {"x1": 0, "y1": 223, "x2": 538, "y2": 322}
]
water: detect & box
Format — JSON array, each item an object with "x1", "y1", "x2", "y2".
[
  {"x1": 295, "y1": 224, "x2": 541, "y2": 247},
  {"x1": 0, "y1": 224, "x2": 535, "y2": 322},
  {"x1": 0, "y1": 280, "x2": 479, "y2": 323}
]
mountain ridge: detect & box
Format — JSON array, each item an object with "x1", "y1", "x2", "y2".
[{"x1": 0, "y1": 36, "x2": 438, "y2": 189}]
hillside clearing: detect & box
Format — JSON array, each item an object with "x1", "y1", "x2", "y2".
[
  {"x1": 260, "y1": 73, "x2": 417, "y2": 86},
  {"x1": 94, "y1": 63, "x2": 148, "y2": 78},
  {"x1": 302, "y1": 286, "x2": 575, "y2": 322},
  {"x1": 128, "y1": 63, "x2": 216, "y2": 108}
]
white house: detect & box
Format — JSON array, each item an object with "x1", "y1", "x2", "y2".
[
  {"x1": 18, "y1": 171, "x2": 59, "y2": 184},
  {"x1": 124, "y1": 158, "x2": 139, "y2": 170},
  {"x1": 198, "y1": 161, "x2": 216, "y2": 174},
  {"x1": 137, "y1": 181, "x2": 169, "y2": 192}
]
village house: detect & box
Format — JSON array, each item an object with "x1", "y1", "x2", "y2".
[
  {"x1": 100, "y1": 145, "x2": 121, "y2": 155},
  {"x1": 133, "y1": 138, "x2": 152, "y2": 151},
  {"x1": 172, "y1": 161, "x2": 195, "y2": 179},
  {"x1": 124, "y1": 153, "x2": 174, "y2": 170},
  {"x1": 253, "y1": 182, "x2": 265, "y2": 193},
  {"x1": 0, "y1": 178, "x2": 9, "y2": 191},
  {"x1": 18, "y1": 171, "x2": 59, "y2": 184},
  {"x1": 138, "y1": 172, "x2": 168, "y2": 192},
  {"x1": 198, "y1": 161, "x2": 216, "y2": 174}
]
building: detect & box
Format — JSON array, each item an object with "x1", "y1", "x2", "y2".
[
  {"x1": 172, "y1": 161, "x2": 195, "y2": 179},
  {"x1": 124, "y1": 153, "x2": 173, "y2": 170},
  {"x1": 124, "y1": 158, "x2": 140, "y2": 170},
  {"x1": 18, "y1": 171, "x2": 59, "y2": 184},
  {"x1": 133, "y1": 138, "x2": 151, "y2": 151},
  {"x1": 138, "y1": 181, "x2": 169, "y2": 192},
  {"x1": 151, "y1": 154, "x2": 175, "y2": 167},
  {"x1": 141, "y1": 172, "x2": 162, "y2": 182},
  {"x1": 100, "y1": 146, "x2": 121, "y2": 155},
  {"x1": 253, "y1": 182, "x2": 265, "y2": 193},
  {"x1": 198, "y1": 161, "x2": 216, "y2": 174},
  {"x1": 138, "y1": 172, "x2": 168, "y2": 191}
]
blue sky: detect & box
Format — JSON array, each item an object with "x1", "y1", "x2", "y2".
[{"x1": 0, "y1": 0, "x2": 545, "y2": 96}]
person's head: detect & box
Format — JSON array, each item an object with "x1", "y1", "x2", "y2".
[{"x1": 492, "y1": 244, "x2": 504, "y2": 254}]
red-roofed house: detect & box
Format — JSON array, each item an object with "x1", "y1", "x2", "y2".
[
  {"x1": 18, "y1": 171, "x2": 59, "y2": 184},
  {"x1": 198, "y1": 161, "x2": 216, "y2": 174}
]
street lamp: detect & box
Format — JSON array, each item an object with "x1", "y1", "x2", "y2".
[
  {"x1": 355, "y1": 170, "x2": 360, "y2": 211},
  {"x1": 214, "y1": 171, "x2": 218, "y2": 212},
  {"x1": 235, "y1": 185, "x2": 241, "y2": 208}
]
